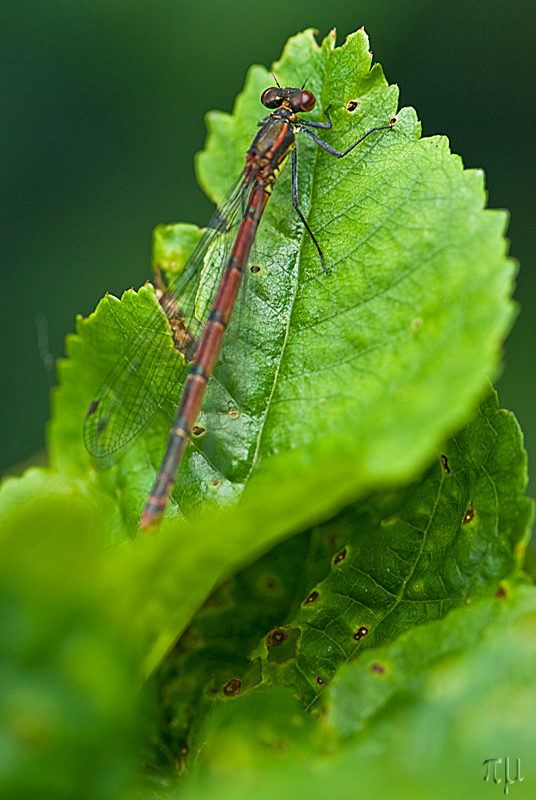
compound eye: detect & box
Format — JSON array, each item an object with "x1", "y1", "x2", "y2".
[
  {"x1": 300, "y1": 90, "x2": 316, "y2": 112},
  {"x1": 261, "y1": 87, "x2": 282, "y2": 109}
]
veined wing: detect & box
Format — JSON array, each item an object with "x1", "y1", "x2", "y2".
[{"x1": 84, "y1": 167, "x2": 258, "y2": 469}]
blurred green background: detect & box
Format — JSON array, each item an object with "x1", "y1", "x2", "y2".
[{"x1": 2, "y1": 0, "x2": 534, "y2": 488}]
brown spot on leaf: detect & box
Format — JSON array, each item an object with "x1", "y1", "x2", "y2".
[
  {"x1": 304, "y1": 590, "x2": 319, "y2": 605},
  {"x1": 353, "y1": 625, "x2": 369, "y2": 641},
  {"x1": 222, "y1": 678, "x2": 241, "y2": 697},
  {"x1": 266, "y1": 627, "x2": 288, "y2": 647},
  {"x1": 441, "y1": 454, "x2": 450, "y2": 473},
  {"x1": 370, "y1": 662, "x2": 386, "y2": 676},
  {"x1": 462, "y1": 505, "x2": 475, "y2": 524},
  {"x1": 333, "y1": 548, "x2": 347, "y2": 565},
  {"x1": 316, "y1": 676, "x2": 325, "y2": 686}
]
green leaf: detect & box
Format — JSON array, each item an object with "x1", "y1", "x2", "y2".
[
  {"x1": 251, "y1": 396, "x2": 532, "y2": 706},
  {"x1": 49, "y1": 27, "x2": 516, "y2": 532},
  {"x1": 144, "y1": 386, "x2": 532, "y2": 777},
  {"x1": 327, "y1": 578, "x2": 534, "y2": 738},
  {"x1": 179, "y1": 585, "x2": 536, "y2": 800}
]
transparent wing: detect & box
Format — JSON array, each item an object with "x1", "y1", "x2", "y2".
[{"x1": 84, "y1": 168, "x2": 257, "y2": 469}]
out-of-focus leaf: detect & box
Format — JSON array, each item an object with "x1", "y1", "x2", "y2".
[{"x1": 0, "y1": 489, "x2": 140, "y2": 800}]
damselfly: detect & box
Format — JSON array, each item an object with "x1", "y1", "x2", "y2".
[{"x1": 84, "y1": 83, "x2": 394, "y2": 531}]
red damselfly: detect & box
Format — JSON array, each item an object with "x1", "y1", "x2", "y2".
[{"x1": 84, "y1": 83, "x2": 394, "y2": 531}]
